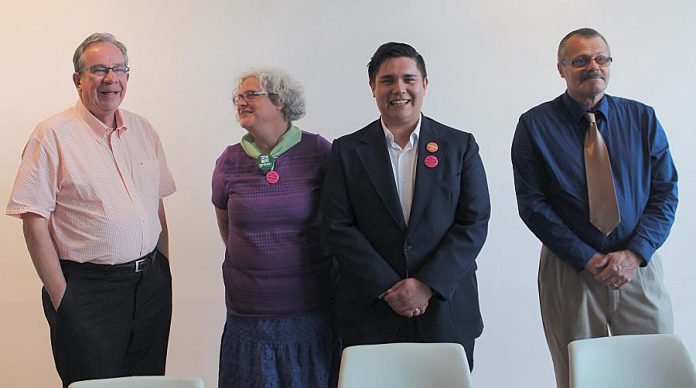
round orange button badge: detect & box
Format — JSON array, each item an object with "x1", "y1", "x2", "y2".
[
  {"x1": 425, "y1": 142, "x2": 439, "y2": 153},
  {"x1": 424, "y1": 155, "x2": 439, "y2": 168}
]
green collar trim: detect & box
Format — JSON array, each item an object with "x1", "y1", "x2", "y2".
[{"x1": 241, "y1": 124, "x2": 302, "y2": 159}]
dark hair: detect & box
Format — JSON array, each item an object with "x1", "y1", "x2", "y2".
[
  {"x1": 557, "y1": 28, "x2": 610, "y2": 62},
  {"x1": 367, "y1": 42, "x2": 427, "y2": 84}
]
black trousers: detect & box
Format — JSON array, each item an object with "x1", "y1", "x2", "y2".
[{"x1": 41, "y1": 250, "x2": 172, "y2": 387}]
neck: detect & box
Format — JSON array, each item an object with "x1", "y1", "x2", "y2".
[
  {"x1": 569, "y1": 91, "x2": 604, "y2": 110},
  {"x1": 384, "y1": 118, "x2": 418, "y2": 148},
  {"x1": 94, "y1": 111, "x2": 116, "y2": 129},
  {"x1": 249, "y1": 121, "x2": 290, "y2": 153}
]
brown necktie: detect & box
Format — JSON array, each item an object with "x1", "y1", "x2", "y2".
[{"x1": 584, "y1": 112, "x2": 620, "y2": 235}]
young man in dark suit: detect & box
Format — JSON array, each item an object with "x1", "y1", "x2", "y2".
[{"x1": 321, "y1": 42, "x2": 490, "y2": 369}]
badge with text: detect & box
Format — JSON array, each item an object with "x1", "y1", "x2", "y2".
[
  {"x1": 424, "y1": 155, "x2": 439, "y2": 168},
  {"x1": 425, "y1": 141, "x2": 439, "y2": 153},
  {"x1": 256, "y1": 154, "x2": 275, "y2": 171},
  {"x1": 265, "y1": 170, "x2": 280, "y2": 184}
]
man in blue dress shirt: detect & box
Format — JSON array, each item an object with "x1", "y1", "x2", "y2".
[{"x1": 512, "y1": 28, "x2": 677, "y2": 388}]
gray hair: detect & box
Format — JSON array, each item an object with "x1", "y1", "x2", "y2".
[
  {"x1": 557, "y1": 28, "x2": 610, "y2": 62},
  {"x1": 73, "y1": 33, "x2": 128, "y2": 73},
  {"x1": 236, "y1": 68, "x2": 306, "y2": 122}
]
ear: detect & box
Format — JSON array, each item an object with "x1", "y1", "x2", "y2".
[
  {"x1": 72, "y1": 72, "x2": 82, "y2": 89},
  {"x1": 369, "y1": 81, "x2": 376, "y2": 97},
  {"x1": 422, "y1": 76, "x2": 429, "y2": 94},
  {"x1": 557, "y1": 63, "x2": 566, "y2": 79}
]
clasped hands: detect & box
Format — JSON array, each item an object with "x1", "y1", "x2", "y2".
[
  {"x1": 383, "y1": 278, "x2": 433, "y2": 318},
  {"x1": 585, "y1": 249, "x2": 642, "y2": 290}
]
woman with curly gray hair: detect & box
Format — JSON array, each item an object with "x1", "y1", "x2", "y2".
[{"x1": 212, "y1": 68, "x2": 336, "y2": 387}]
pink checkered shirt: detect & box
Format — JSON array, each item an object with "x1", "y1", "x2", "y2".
[{"x1": 6, "y1": 101, "x2": 176, "y2": 264}]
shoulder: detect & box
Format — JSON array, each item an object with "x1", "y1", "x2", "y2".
[
  {"x1": 421, "y1": 116, "x2": 479, "y2": 153},
  {"x1": 422, "y1": 116, "x2": 469, "y2": 138},
  {"x1": 216, "y1": 143, "x2": 244, "y2": 162},
  {"x1": 299, "y1": 130, "x2": 332, "y2": 155},
  {"x1": 605, "y1": 94, "x2": 656, "y2": 116},
  {"x1": 333, "y1": 119, "x2": 381, "y2": 148},
  {"x1": 519, "y1": 95, "x2": 565, "y2": 122},
  {"x1": 120, "y1": 108, "x2": 156, "y2": 130},
  {"x1": 30, "y1": 107, "x2": 81, "y2": 143}
]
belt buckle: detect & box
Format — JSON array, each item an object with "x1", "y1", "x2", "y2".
[{"x1": 135, "y1": 258, "x2": 147, "y2": 273}]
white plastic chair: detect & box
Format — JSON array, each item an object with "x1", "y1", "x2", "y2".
[
  {"x1": 568, "y1": 334, "x2": 696, "y2": 388},
  {"x1": 68, "y1": 376, "x2": 204, "y2": 388},
  {"x1": 337, "y1": 342, "x2": 473, "y2": 388}
]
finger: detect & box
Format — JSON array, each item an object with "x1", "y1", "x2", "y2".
[{"x1": 595, "y1": 265, "x2": 618, "y2": 282}]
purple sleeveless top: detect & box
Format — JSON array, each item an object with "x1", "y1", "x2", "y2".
[{"x1": 212, "y1": 131, "x2": 333, "y2": 316}]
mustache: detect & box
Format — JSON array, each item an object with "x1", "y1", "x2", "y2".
[{"x1": 580, "y1": 71, "x2": 604, "y2": 81}]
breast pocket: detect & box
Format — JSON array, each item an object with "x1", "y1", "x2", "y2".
[
  {"x1": 134, "y1": 159, "x2": 160, "y2": 201},
  {"x1": 437, "y1": 171, "x2": 461, "y2": 210}
]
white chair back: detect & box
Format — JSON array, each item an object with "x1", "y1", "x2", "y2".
[
  {"x1": 68, "y1": 376, "x2": 204, "y2": 388},
  {"x1": 337, "y1": 342, "x2": 473, "y2": 388},
  {"x1": 569, "y1": 334, "x2": 696, "y2": 388}
]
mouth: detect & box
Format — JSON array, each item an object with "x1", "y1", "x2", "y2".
[
  {"x1": 581, "y1": 72, "x2": 604, "y2": 82},
  {"x1": 389, "y1": 98, "x2": 411, "y2": 106},
  {"x1": 238, "y1": 109, "x2": 252, "y2": 117},
  {"x1": 99, "y1": 90, "x2": 121, "y2": 96}
]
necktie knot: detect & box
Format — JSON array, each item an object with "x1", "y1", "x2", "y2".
[{"x1": 585, "y1": 111, "x2": 597, "y2": 125}]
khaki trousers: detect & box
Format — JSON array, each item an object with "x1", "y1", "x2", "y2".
[{"x1": 538, "y1": 246, "x2": 673, "y2": 388}]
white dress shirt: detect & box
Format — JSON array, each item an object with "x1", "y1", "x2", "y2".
[{"x1": 381, "y1": 116, "x2": 421, "y2": 225}]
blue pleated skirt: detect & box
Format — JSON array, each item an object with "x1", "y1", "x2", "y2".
[{"x1": 218, "y1": 310, "x2": 335, "y2": 388}]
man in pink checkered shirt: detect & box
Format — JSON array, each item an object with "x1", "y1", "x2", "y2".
[{"x1": 6, "y1": 32, "x2": 176, "y2": 387}]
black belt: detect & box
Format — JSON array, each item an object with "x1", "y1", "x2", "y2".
[{"x1": 61, "y1": 249, "x2": 158, "y2": 273}]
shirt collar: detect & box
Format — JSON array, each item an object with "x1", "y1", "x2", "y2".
[
  {"x1": 75, "y1": 100, "x2": 128, "y2": 139},
  {"x1": 561, "y1": 91, "x2": 610, "y2": 123},
  {"x1": 381, "y1": 114, "x2": 422, "y2": 148}
]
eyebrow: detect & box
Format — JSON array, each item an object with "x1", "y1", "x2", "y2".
[{"x1": 379, "y1": 73, "x2": 418, "y2": 81}]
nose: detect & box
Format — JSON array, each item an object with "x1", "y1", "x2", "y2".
[
  {"x1": 103, "y1": 68, "x2": 116, "y2": 82},
  {"x1": 392, "y1": 79, "x2": 406, "y2": 94},
  {"x1": 586, "y1": 57, "x2": 600, "y2": 71}
]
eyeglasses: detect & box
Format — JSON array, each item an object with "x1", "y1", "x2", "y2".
[
  {"x1": 559, "y1": 55, "x2": 613, "y2": 68},
  {"x1": 86, "y1": 65, "x2": 130, "y2": 76},
  {"x1": 233, "y1": 90, "x2": 275, "y2": 105}
]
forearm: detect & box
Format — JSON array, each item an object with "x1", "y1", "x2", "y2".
[
  {"x1": 626, "y1": 117, "x2": 678, "y2": 264},
  {"x1": 215, "y1": 207, "x2": 229, "y2": 247},
  {"x1": 22, "y1": 213, "x2": 65, "y2": 305},
  {"x1": 156, "y1": 199, "x2": 169, "y2": 257}
]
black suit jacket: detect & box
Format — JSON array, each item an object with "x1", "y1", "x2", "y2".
[{"x1": 321, "y1": 116, "x2": 490, "y2": 346}]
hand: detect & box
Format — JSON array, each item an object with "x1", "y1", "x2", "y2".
[
  {"x1": 383, "y1": 278, "x2": 433, "y2": 318},
  {"x1": 585, "y1": 252, "x2": 608, "y2": 276},
  {"x1": 48, "y1": 283, "x2": 67, "y2": 310},
  {"x1": 595, "y1": 250, "x2": 642, "y2": 290}
]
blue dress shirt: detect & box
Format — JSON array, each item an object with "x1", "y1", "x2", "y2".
[{"x1": 512, "y1": 93, "x2": 678, "y2": 271}]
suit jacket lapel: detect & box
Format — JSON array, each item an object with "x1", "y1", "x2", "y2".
[
  {"x1": 356, "y1": 121, "x2": 406, "y2": 230},
  {"x1": 408, "y1": 117, "x2": 441, "y2": 233}
]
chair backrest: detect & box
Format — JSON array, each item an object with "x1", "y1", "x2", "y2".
[
  {"x1": 568, "y1": 334, "x2": 696, "y2": 388},
  {"x1": 337, "y1": 342, "x2": 473, "y2": 388},
  {"x1": 68, "y1": 376, "x2": 205, "y2": 388}
]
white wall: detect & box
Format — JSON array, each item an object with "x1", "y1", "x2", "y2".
[{"x1": 1, "y1": 1, "x2": 694, "y2": 387}]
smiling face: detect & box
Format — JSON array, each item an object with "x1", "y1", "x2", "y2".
[
  {"x1": 235, "y1": 76, "x2": 284, "y2": 132},
  {"x1": 370, "y1": 56, "x2": 428, "y2": 131},
  {"x1": 72, "y1": 42, "x2": 128, "y2": 127},
  {"x1": 557, "y1": 35, "x2": 611, "y2": 108}
]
